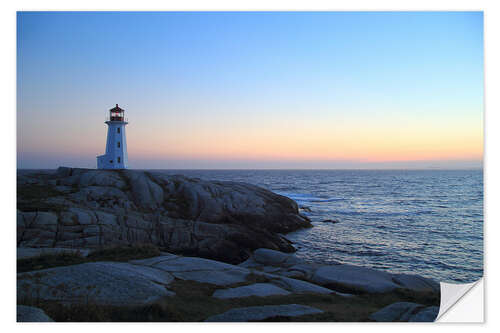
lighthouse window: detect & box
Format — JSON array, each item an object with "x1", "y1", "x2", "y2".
[
  {"x1": 117, "y1": 128, "x2": 120, "y2": 133},
  {"x1": 117, "y1": 142, "x2": 120, "y2": 148},
  {"x1": 118, "y1": 157, "x2": 121, "y2": 163}
]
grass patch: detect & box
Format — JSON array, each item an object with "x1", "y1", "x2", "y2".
[
  {"x1": 87, "y1": 244, "x2": 161, "y2": 262},
  {"x1": 25, "y1": 301, "x2": 179, "y2": 322},
  {"x1": 17, "y1": 252, "x2": 87, "y2": 273},
  {"x1": 17, "y1": 184, "x2": 68, "y2": 212},
  {"x1": 17, "y1": 184, "x2": 61, "y2": 201},
  {"x1": 17, "y1": 244, "x2": 162, "y2": 273},
  {"x1": 18, "y1": 274, "x2": 440, "y2": 322}
]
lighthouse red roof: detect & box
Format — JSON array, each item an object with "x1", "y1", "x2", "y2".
[{"x1": 110, "y1": 104, "x2": 124, "y2": 112}]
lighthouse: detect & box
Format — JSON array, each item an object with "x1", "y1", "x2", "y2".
[{"x1": 97, "y1": 104, "x2": 129, "y2": 169}]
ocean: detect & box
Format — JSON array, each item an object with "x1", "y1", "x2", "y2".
[{"x1": 151, "y1": 169, "x2": 483, "y2": 283}]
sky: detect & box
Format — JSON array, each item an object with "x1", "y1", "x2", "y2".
[{"x1": 17, "y1": 11, "x2": 484, "y2": 169}]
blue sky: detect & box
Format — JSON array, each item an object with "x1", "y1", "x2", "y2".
[{"x1": 17, "y1": 12, "x2": 483, "y2": 169}]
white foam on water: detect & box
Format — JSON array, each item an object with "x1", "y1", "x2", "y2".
[{"x1": 275, "y1": 191, "x2": 343, "y2": 204}]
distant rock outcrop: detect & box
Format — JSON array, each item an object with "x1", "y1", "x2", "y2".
[{"x1": 17, "y1": 168, "x2": 311, "y2": 263}]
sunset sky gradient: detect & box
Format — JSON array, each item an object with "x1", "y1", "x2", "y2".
[{"x1": 17, "y1": 12, "x2": 483, "y2": 169}]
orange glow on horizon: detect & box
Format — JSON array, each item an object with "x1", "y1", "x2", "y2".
[{"x1": 125, "y1": 115, "x2": 483, "y2": 164}]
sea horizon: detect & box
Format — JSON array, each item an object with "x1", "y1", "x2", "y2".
[{"x1": 17, "y1": 167, "x2": 484, "y2": 171}]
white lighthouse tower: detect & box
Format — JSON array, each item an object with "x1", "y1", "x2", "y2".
[{"x1": 97, "y1": 104, "x2": 129, "y2": 169}]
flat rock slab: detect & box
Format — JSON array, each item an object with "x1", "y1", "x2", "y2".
[
  {"x1": 149, "y1": 256, "x2": 241, "y2": 272},
  {"x1": 391, "y1": 273, "x2": 441, "y2": 293},
  {"x1": 132, "y1": 255, "x2": 251, "y2": 286},
  {"x1": 212, "y1": 283, "x2": 290, "y2": 299},
  {"x1": 205, "y1": 304, "x2": 324, "y2": 322},
  {"x1": 269, "y1": 276, "x2": 337, "y2": 295},
  {"x1": 369, "y1": 302, "x2": 439, "y2": 322},
  {"x1": 312, "y1": 264, "x2": 400, "y2": 293},
  {"x1": 17, "y1": 305, "x2": 53, "y2": 322},
  {"x1": 17, "y1": 262, "x2": 175, "y2": 306}
]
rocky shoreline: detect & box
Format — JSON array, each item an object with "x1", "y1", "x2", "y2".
[
  {"x1": 17, "y1": 168, "x2": 440, "y2": 322},
  {"x1": 18, "y1": 167, "x2": 311, "y2": 263}
]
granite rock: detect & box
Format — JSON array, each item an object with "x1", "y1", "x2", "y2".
[
  {"x1": 369, "y1": 302, "x2": 439, "y2": 322},
  {"x1": 17, "y1": 305, "x2": 53, "y2": 322},
  {"x1": 17, "y1": 168, "x2": 312, "y2": 264},
  {"x1": 17, "y1": 262, "x2": 175, "y2": 306},
  {"x1": 212, "y1": 283, "x2": 290, "y2": 299}
]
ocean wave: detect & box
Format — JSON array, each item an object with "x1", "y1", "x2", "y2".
[
  {"x1": 275, "y1": 191, "x2": 344, "y2": 204},
  {"x1": 328, "y1": 247, "x2": 387, "y2": 257}
]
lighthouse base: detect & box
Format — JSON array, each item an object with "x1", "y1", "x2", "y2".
[{"x1": 97, "y1": 154, "x2": 128, "y2": 169}]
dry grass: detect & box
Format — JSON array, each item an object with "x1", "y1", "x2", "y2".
[
  {"x1": 18, "y1": 277, "x2": 439, "y2": 322},
  {"x1": 17, "y1": 244, "x2": 162, "y2": 273},
  {"x1": 17, "y1": 184, "x2": 68, "y2": 212},
  {"x1": 17, "y1": 252, "x2": 87, "y2": 273},
  {"x1": 86, "y1": 244, "x2": 161, "y2": 262}
]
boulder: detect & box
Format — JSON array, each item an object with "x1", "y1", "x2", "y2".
[
  {"x1": 212, "y1": 283, "x2": 290, "y2": 299},
  {"x1": 17, "y1": 262, "x2": 175, "y2": 306},
  {"x1": 238, "y1": 249, "x2": 319, "y2": 280},
  {"x1": 17, "y1": 305, "x2": 53, "y2": 322},
  {"x1": 311, "y1": 264, "x2": 398, "y2": 293},
  {"x1": 205, "y1": 304, "x2": 323, "y2": 322},
  {"x1": 252, "y1": 248, "x2": 300, "y2": 267},
  {"x1": 311, "y1": 264, "x2": 439, "y2": 294},
  {"x1": 369, "y1": 302, "x2": 439, "y2": 322},
  {"x1": 392, "y1": 273, "x2": 440, "y2": 293}
]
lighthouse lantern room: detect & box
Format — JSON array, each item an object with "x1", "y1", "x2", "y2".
[{"x1": 97, "y1": 104, "x2": 129, "y2": 169}]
